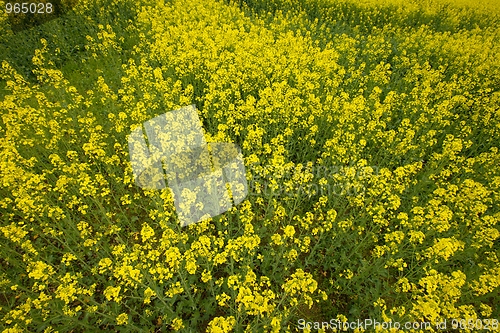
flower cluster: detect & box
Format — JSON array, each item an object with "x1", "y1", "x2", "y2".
[{"x1": 0, "y1": 0, "x2": 499, "y2": 331}]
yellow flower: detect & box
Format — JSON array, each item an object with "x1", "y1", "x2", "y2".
[
  {"x1": 28, "y1": 261, "x2": 54, "y2": 282},
  {"x1": 424, "y1": 237, "x2": 465, "y2": 262},
  {"x1": 116, "y1": 313, "x2": 128, "y2": 325},
  {"x1": 282, "y1": 269, "x2": 319, "y2": 308},
  {"x1": 201, "y1": 270, "x2": 212, "y2": 283},
  {"x1": 286, "y1": 249, "x2": 298, "y2": 261},
  {"x1": 171, "y1": 318, "x2": 184, "y2": 330},
  {"x1": 98, "y1": 258, "x2": 113, "y2": 273},
  {"x1": 61, "y1": 253, "x2": 77, "y2": 266},
  {"x1": 271, "y1": 316, "x2": 281, "y2": 333},
  {"x1": 103, "y1": 286, "x2": 121, "y2": 302},
  {"x1": 216, "y1": 293, "x2": 231, "y2": 306},
  {"x1": 144, "y1": 287, "x2": 156, "y2": 304},
  {"x1": 271, "y1": 234, "x2": 283, "y2": 245},
  {"x1": 283, "y1": 225, "x2": 295, "y2": 238},
  {"x1": 0, "y1": 223, "x2": 28, "y2": 243},
  {"x1": 165, "y1": 282, "x2": 184, "y2": 297},
  {"x1": 185, "y1": 256, "x2": 197, "y2": 275},
  {"x1": 206, "y1": 316, "x2": 236, "y2": 333},
  {"x1": 140, "y1": 223, "x2": 155, "y2": 242}
]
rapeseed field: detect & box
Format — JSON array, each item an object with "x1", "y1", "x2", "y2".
[{"x1": 0, "y1": 0, "x2": 499, "y2": 331}]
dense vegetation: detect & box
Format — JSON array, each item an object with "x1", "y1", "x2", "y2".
[{"x1": 1, "y1": 0, "x2": 499, "y2": 331}]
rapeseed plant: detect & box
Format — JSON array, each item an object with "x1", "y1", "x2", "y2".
[{"x1": 0, "y1": 0, "x2": 499, "y2": 331}]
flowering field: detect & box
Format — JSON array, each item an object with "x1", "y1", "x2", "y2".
[{"x1": 0, "y1": 0, "x2": 499, "y2": 331}]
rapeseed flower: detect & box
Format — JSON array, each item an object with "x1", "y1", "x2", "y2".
[{"x1": 1, "y1": 0, "x2": 499, "y2": 330}]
